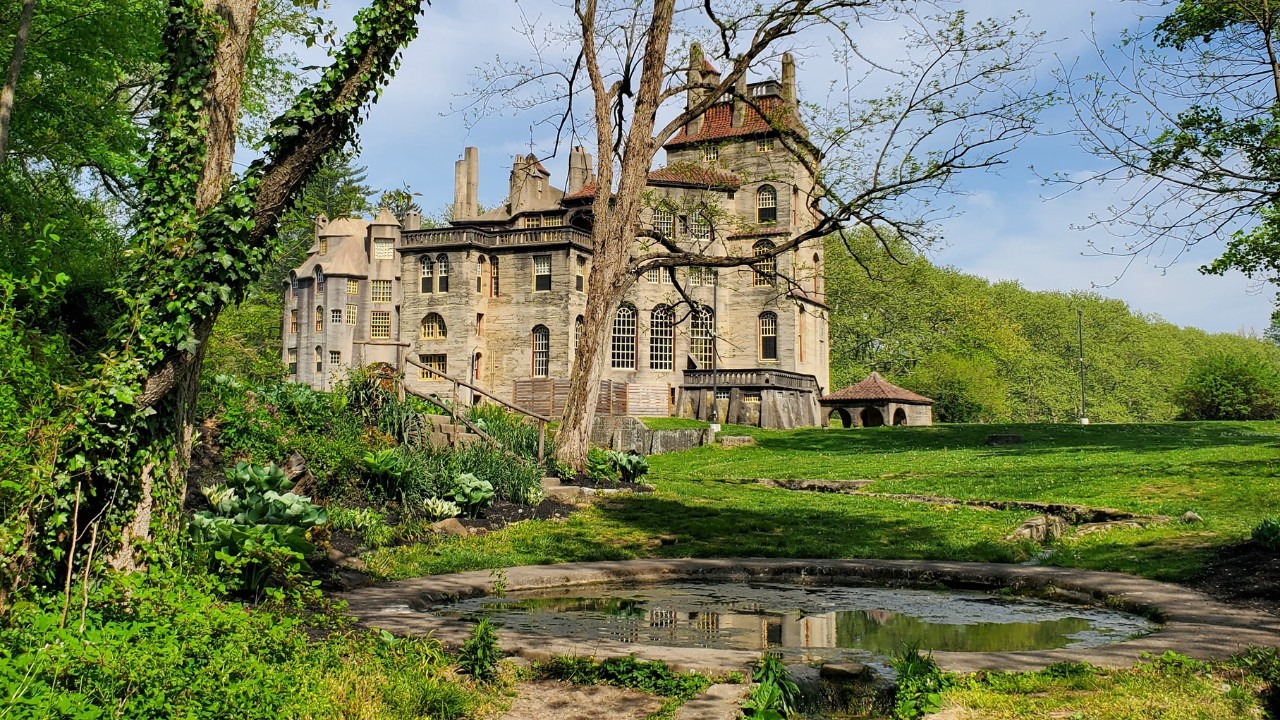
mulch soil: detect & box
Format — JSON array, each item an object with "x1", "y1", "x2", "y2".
[
  {"x1": 456, "y1": 496, "x2": 581, "y2": 531},
  {"x1": 1189, "y1": 541, "x2": 1280, "y2": 617}
]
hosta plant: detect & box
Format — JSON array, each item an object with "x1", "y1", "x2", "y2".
[
  {"x1": 607, "y1": 450, "x2": 650, "y2": 484},
  {"x1": 451, "y1": 473, "x2": 495, "y2": 517},
  {"x1": 423, "y1": 497, "x2": 461, "y2": 521}
]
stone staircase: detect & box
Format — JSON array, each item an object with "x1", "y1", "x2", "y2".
[{"x1": 424, "y1": 413, "x2": 483, "y2": 450}]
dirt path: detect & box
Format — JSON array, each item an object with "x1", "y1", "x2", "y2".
[{"x1": 499, "y1": 680, "x2": 665, "y2": 720}]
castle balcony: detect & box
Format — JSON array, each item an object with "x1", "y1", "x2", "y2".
[
  {"x1": 681, "y1": 368, "x2": 819, "y2": 393},
  {"x1": 401, "y1": 226, "x2": 593, "y2": 252}
]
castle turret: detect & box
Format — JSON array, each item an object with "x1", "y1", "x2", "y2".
[{"x1": 567, "y1": 145, "x2": 593, "y2": 194}]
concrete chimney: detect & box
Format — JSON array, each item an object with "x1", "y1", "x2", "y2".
[
  {"x1": 731, "y1": 74, "x2": 747, "y2": 127},
  {"x1": 453, "y1": 146, "x2": 480, "y2": 220},
  {"x1": 686, "y1": 43, "x2": 705, "y2": 136},
  {"x1": 464, "y1": 146, "x2": 479, "y2": 218},
  {"x1": 567, "y1": 145, "x2": 592, "y2": 194},
  {"x1": 781, "y1": 52, "x2": 796, "y2": 106},
  {"x1": 403, "y1": 210, "x2": 422, "y2": 231}
]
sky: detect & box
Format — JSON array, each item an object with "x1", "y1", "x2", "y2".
[{"x1": 291, "y1": 0, "x2": 1276, "y2": 335}]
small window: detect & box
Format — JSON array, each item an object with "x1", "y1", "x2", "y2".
[
  {"x1": 759, "y1": 312, "x2": 778, "y2": 360},
  {"x1": 315, "y1": 306, "x2": 324, "y2": 332},
  {"x1": 345, "y1": 304, "x2": 357, "y2": 325},
  {"x1": 436, "y1": 254, "x2": 450, "y2": 291},
  {"x1": 287, "y1": 348, "x2": 297, "y2": 375},
  {"x1": 330, "y1": 308, "x2": 343, "y2": 325},
  {"x1": 289, "y1": 272, "x2": 298, "y2": 297},
  {"x1": 757, "y1": 185, "x2": 777, "y2": 224},
  {"x1": 531, "y1": 325, "x2": 550, "y2": 378},
  {"x1": 476, "y1": 256, "x2": 486, "y2": 293},
  {"x1": 421, "y1": 313, "x2": 447, "y2": 339},
  {"x1": 314, "y1": 346, "x2": 323, "y2": 373},
  {"x1": 473, "y1": 352, "x2": 482, "y2": 382},
  {"x1": 329, "y1": 350, "x2": 341, "y2": 366},
  {"x1": 644, "y1": 267, "x2": 664, "y2": 284},
  {"x1": 691, "y1": 308, "x2": 715, "y2": 367},
  {"x1": 477, "y1": 313, "x2": 484, "y2": 335},
  {"x1": 574, "y1": 315, "x2": 584, "y2": 358},
  {"x1": 534, "y1": 254, "x2": 552, "y2": 291},
  {"x1": 757, "y1": 138, "x2": 774, "y2": 153},
  {"x1": 611, "y1": 305, "x2": 637, "y2": 370},
  {"x1": 702, "y1": 145, "x2": 719, "y2": 162},
  {"x1": 420, "y1": 257, "x2": 434, "y2": 293},
  {"x1": 687, "y1": 213, "x2": 710, "y2": 240},
  {"x1": 576, "y1": 256, "x2": 586, "y2": 292},
  {"x1": 753, "y1": 240, "x2": 776, "y2": 287},
  {"x1": 490, "y1": 256, "x2": 500, "y2": 296},
  {"x1": 371, "y1": 280, "x2": 392, "y2": 303},
  {"x1": 374, "y1": 237, "x2": 394, "y2": 260},
  {"x1": 319, "y1": 238, "x2": 328, "y2": 255},
  {"x1": 650, "y1": 305, "x2": 673, "y2": 370},
  {"x1": 524, "y1": 215, "x2": 543, "y2": 229},
  {"x1": 689, "y1": 266, "x2": 715, "y2": 287},
  {"x1": 652, "y1": 207, "x2": 674, "y2": 237},
  {"x1": 744, "y1": 391, "x2": 761, "y2": 403},
  {"x1": 347, "y1": 278, "x2": 359, "y2": 296},
  {"x1": 289, "y1": 309, "x2": 298, "y2": 334},
  {"x1": 418, "y1": 353, "x2": 447, "y2": 380},
  {"x1": 370, "y1": 310, "x2": 391, "y2": 339},
  {"x1": 813, "y1": 252, "x2": 823, "y2": 294},
  {"x1": 315, "y1": 267, "x2": 325, "y2": 290}
]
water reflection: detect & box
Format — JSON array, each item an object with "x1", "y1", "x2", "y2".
[{"x1": 434, "y1": 582, "x2": 1153, "y2": 661}]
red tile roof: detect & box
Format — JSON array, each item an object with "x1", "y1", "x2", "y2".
[
  {"x1": 820, "y1": 372, "x2": 934, "y2": 405},
  {"x1": 560, "y1": 165, "x2": 740, "y2": 203},
  {"x1": 701, "y1": 58, "x2": 719, "y2": 74},
  {"x1": 666, "y1": 96, "x2": 795, "y2": 148}
]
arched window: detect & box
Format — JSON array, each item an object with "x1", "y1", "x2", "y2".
[
  {"x1": 420, "y1": 256, "x2": 434, "y2": 293},
  {"x1": 436, "y1": 254, "x2": 450, "y2": 291},
  {"x1": 473, "y1": 352, "x2": 483, "y2": 383},
  {"x1": 611, "y1": 305, "x2": 637, "y2": 369},
  {"x1": 531, "y1": 325, "x2": 550, "y2": 378},
  {"x1": 650, "y1": 305, "x2": 673, "y2": 370},
  {"x1": 812, "y1": 252, "x2": 822, "y2": 294},
  {"x1": 314, "y1": 345, "x2": 323, "y2": 373},
  {"x1": 315, "y1": 306, "x2": 324, "y2": 332},
  {"x1": 574, "y1": 315, "x2": 584, "y2": 359},
  {"x1": 753, "y1": 240, "x2": 776, "y2": 287},
  {"x1": 490, "y1": 256, "x2": 500, "y2": 297},
  {"x1": 476, "y1": 255, "x2": 486, "y2": 293},
  {"x1": 759, "y1": 312, "x2": 778, "y2": 361},
  {"x1": 289, "y1": 271, "x2": 298, "y2": 298},
  {"x1": 757, "y1": 185, "x2": 777, "y2": 223},
  {"x1": 691, "y1": 307, "x2": 715, "y2": 367},
  {"x1": 421, "y1": 313, "x2": 447, "y2": 339},
  {"x1": 314, "y1": 267, "x2": 326, "y2": 290}
]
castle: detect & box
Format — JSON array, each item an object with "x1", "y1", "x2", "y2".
[{"x1": 282, "y1": 54, "x2": 830, "y2": 429}]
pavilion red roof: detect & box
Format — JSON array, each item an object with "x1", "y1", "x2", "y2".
[{"x1": 820, "y1": 372, "x2": 934, "y2": 405}]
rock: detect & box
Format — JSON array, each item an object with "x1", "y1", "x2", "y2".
[
  {"x1": 338, "y1": 556, "x2": 366, "y2": 572},
  {"x1": 469, "y1": 526, "x2": 489, "y2": 537},
  {"x1": 719, "y1": 435, "x2": 756, "y2": 448},
  {"x1": 1009, "y1": 515, "x2": 1068, "y2": 544},
  {"x1": 1181, "y1": 511, "x2": 1204, "y2": 524},
  {"x1": 819, "y1": 662, "x2": 875, "y2": 682},
  {"x1": 1073, "y1": 520, "x2": 1142, "y2": 537},
  {"x1": 283, "y1": 452, "x2": 307, "y2": 480},
  {"x1": 986, "y1": 434, "x2": 1024, "y2": 446},
  {"x1": 540, "y1": 476, "x2": 562, "y2": 489},
  {"x1": 431, "y1": 518, "x2": 469, "y2": 536},
  {"x1": 326, "y1": 547, "x2": 347, "y2": 563},
  {"x1": 657, "y1": 533, "x2": 679, "y2": 546}
]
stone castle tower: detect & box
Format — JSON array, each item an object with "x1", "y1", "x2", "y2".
[{"x1": 283, "y1": 54, "x2": 829, "y2": 428}]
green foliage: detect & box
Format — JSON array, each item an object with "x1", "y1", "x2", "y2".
[
  {"x1": 328, "y1": 506, "x2": 396, "y2": 548},
  {"x1": 363, "y1": 448, "x2": 407, "y2": 495},
  {"x1": 1175, "y1": 351, "x2": 1280, "y2": 420},
  {"x1": 751, "y1": 655, "x2": 801, "y2": 716},
  {"x1": 189, "y1": 462, "x2": 327, "y2": 597},
  {"x1": 909, "y1": 353, "x2": 1010, "y2": 423},
  {"x1": 203, "y1": 291, "x2": 288, "y2": 386},
  {"x1": 607, "y1": 450, "x2": 651, "y2": 484},
  {"x1": 587, "y1": 447, "x2": 620, "y2": 484},
  {"x1": 457, "y1": 618, "x2": 500, "y2": 683},
  {"x1": 741, "y1": 680, "x2": 787, "y2": 719},
  {"x1": 891, "y1": 644, "x2": 954, "y2": 719},
  {"x1": 422, "y1": 497, "x2": 461, "y2": 521},
  {"x1": 537, "y1": 655, "x2": 712, "y2": 704},
  {"x1": 451, "y1": 473, "x2": 495, "y2": 517},
  {"x1": 1252, "y1": 518, "x2": 1280, "y2": 552}
]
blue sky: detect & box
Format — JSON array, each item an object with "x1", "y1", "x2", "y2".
[{"x1": 295, "y1": 0, "x2": 1276, "y2": 334}]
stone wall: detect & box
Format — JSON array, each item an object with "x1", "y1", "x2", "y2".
[{"x1": 591, "y1": 416, "x2": 713, "y2": 455}]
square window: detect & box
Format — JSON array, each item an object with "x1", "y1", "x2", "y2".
[
  {"x1": 419, "y1": 353, "x2": 447, "y2": 380},
  {"x1": 374, "y1": 238, "x2": 395, "y2": 260},
  {"x1": 702, "y1": 145, "x2": 719, "y2": 162},
  {"x1": 370, "y1": 310, "x2": 391, "y2": 339},
  {"x1": 757, "y1": 138, "x2": 774, "y2": 153},
  {"x1": 330, "y1": 308, "x2": 343, "y2": 326},
  {"x1": 347, "y1": 279, "x2": 359, "y2": 295},
  {"x1": 329, "y1": 350, "x2": 341, "y2": 366},
  {"x1": 371, "y1": 280, "x2": 392, "y2": 303},
  {"x1": 534, "y1": 255, "x2": 552, "y2": 292}
]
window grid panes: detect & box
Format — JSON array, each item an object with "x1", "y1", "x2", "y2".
[
  {"x1": 370, "y1": 310, "x2": 391, "y2": 339},
  {"x1": 649, "y1": 306, "x2": 673, "y2": 370},
  {"x1": 532, "y1": 325, "x2": 550, "y2": 378},
  {"x1": 421, "y1": 313, "x2": 446, "y2": 339},
  {"x1": 534, "y1": 254, "x2": 552, "y2": 292},
  {"x1": 574, "y1": 315, "x2": 584, "y2": 358},
  {"x1": 653, "y1": 207, "x2": 674, "y2": 237},
  {"x1": 476, "y1": 257, "x2": 484, "y2": 292},
  {"x1": 689, "y1": 266, "x2": 715, "y2": 287},
  {"x1": 576, "y1": 257, "x2": 585, "y2": 292},
  {"x1": 420, "y1": 257, "x2": 433, "y2": 293},
  {"x1": 330, "y1": 308, "x2": 343, "y2": 325},
  {"x1": 757, "y1": 185, "x2": 778, "y2": 224},
  {"x1": 374, "y1": 238, "x2": 394, "y2": 259},
  {"x1": 757, "y1": 138, "x2": 774, "y2": 153},
  {"x1": 688, "y1": 214, "x2": 711, "y2": 240},
  {"x1": 347, "y1": 279, "x2": 359, "y2": 295},
  {"x1": 644, "y1": 267, "x2": 664, "y2": 283},
  {"x1": 371, "y1": 280, "x2": 392, "y2": 303},
  {"x1": 753, "y1": 240, "x2": 776, "y2": 286},
  {"x1": 329, "y1": 350, "x2": 341, "y2": 366},
  {"x1": 319, "y1": 238, "x2": 328, "y2": 255},
  {"x1": 314, "y1": 346, "x2": 322, "y2": 373},
  {"x1": 436, "y1": 254, "x2": 449, "y2": 291},
  {"x1": 491, "y1": 256, "x2": 500, "y2": 296},
  {"x1": 315, "y1": 307, "x2": 324, "y2": 332},
  {"x1": 315, "y1": 268, "x2": 325, "y2": 289},
  {"x1": 524, "y1": 215, "x2": 543, "y2": 229},
  {"x1": 702, "y1": 145, "x2": 719, "y2": 162},
  {"x1": 418, "y1": 353, "x2": 446, "y2": 380},
  {"x1": 691, "y1": 309, "x2": 715, "y2": 367},
  {"x1": 287, "y1": 348, "x2": 297, "y2": 374},
  {"x1": 290, "y1": 310, "x2": 298, "y2": 334},
  {"x1": 759, "y1": 312, "x2": 778, "y2": 360},
  {"x1": 346, "y1": 304, "x2": 357, "y2": 325},
  {"x1": 611, "y1": 306, "x2": 637, "y2": 369}
]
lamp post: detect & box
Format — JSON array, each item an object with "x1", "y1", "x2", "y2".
[
  {"x1": 1078, "y1": 308, "x2": 1088, "y2": 425},
  {"x1": 710, "y1": 268, "x2": 721, "y2": 431}
]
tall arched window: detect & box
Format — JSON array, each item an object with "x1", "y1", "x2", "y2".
[
  {"x1": 436, "y1": 254, "x2": 450, "y2": 291},
  {"x1": 476, "y1": 255, "x2": 486, "y2": 293},
  {"x1": 753, "y1": 240, "x2": 776, "y2": 287},
  {"x1": 315, "y1": 267, "x2": 326, "y2": 290},
  {"x1": 315, "y1": 306, "x2": 324, "y2": 332},
  {"x1": 759, "y1": 312, "x2": 778, "y2": 361},
  {"x1": 490, "y1": 256, "x2": 500, "y2": 297},
  {"x1": 649, "y1": 305, "x2": 673, "y2": 370},
  {"x1": 812, "y1": 252, "x2": 822, "y2": 294},
  {"x1": 420, "y1": 313, "x2": 446, "y2": 339},
  {"x1": 611, "y1": 305, "x2": 637, "y2": 369},
  {"x1": 314, "y1": 345, "x2": 323, "y2": 373},
  {"x1": 691, "y1": 307, "x2": 715, "y2": 367},
  {"x1": 531, "y1": 325, "x2": 550, "y2": 378},
  {"x1": 289, "y1": 271, "x2": 298, "y2": 298},
  {"x1": 420, "y1": 256, "x2": 434, "y2": 293},
  {"x1": 574, "y1": 315, "x2": 584, "y2": 359},
  {"x1": 757, "y1": 185, "x2": 777, "y2": 223}
]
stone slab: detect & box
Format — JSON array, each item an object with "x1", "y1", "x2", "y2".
[{"x1": 341, "y1": 558, "x2": 1280, "y2": 675}]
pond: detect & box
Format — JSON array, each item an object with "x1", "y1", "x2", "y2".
[{"x1": 435, "y1": 581, "x2": 1156, "y2": 663}]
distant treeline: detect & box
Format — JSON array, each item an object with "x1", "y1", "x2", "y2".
[{"x1": 825, "y1": 232, "x2": 1280, "y2": 423}]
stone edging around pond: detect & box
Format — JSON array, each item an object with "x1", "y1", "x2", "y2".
[{"x1": 340, "y1": 558, "x2": 1280, "y2": 675}]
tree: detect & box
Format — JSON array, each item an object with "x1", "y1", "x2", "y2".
[
  {"x1": 1175, "y1": 349, "x2": 1280, "y2": 420},
  {"x1": 908, "y1": 353, "x2": 1010, "y2": 423},
  {"x1": 0, "y1": 0, "x2": 37, "y2": 163},
  {"x1": 3, "y1": 0, "x2": 429, "y2": 598},
  {"x1": 1067, "y1": 1, "x2": 1280, "y2": 293},
  {"x1": 475, "y1": 1, "x2": 1047, "y2": 468}
]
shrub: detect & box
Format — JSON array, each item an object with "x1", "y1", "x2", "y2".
[
  {"x1": 451, "y1": 473, "x2": 495, "y2": 517},
  {"x1": 1175, "y1": 350, "x2": 1280, "y2": 420},
  {"x1": 1253, "y1": 518, "x2": 1280, "y2": 552},
  {"x1": 457, "y1": 618, "x2": 501, "y2": 683},
  {"x1": 586, "y1": 447, "x2": 619, "y2": 484},
  {"x1": 906, "y1": 353, "x2": 1010, "y2": 423},
  {"x1": 328, "y1": 506, "x2": 396, "y2": 548},
  {"x1": 362, "y1": 448, "x2": 409, "y2": 496},
  {"x1": 891, "y1": 644, "x2": 953, "y2": 719},
  {"x1": 607, "y1": 450, "x2": 650, "y2": 484},
  {"x1": 189, "y1": 461, "x2": 327, "y2": 598},
  {"x1": 741, "y1": 681, "x2": 786, "y2": 719},
  {"x1": 423, "y1": 497, "x2": 461, "y2": 521}
]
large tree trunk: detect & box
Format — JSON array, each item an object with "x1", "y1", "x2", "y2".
[{"x1": 0, "y1": 0, "x2": 37, "y2": 163}]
